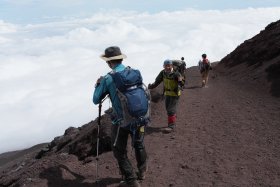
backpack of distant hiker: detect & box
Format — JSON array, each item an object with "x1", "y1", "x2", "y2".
[
  {"x1": 202, "y1": 59, "x2": 210, "y2": 70},
  {"x1": 110, "y1": 67, "x2": 151, "y2": 131},
  {"x1": 200, "y1": 59, "x2": 211, "y2": 73},
  {"x1": 172, "y1": 59, "x2": 186, "y2": 83}
]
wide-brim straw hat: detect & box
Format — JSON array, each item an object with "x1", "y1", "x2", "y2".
[{"x1": 100, "y1": 46, "x2": 127, "y2": 61}]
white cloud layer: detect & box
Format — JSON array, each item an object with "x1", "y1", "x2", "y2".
[{"x1": 0, "y1": 8, "x2": 279, "y2": 153}]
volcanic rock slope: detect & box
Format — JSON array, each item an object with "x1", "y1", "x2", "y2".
[{"x1": 0, "y1": 20, "x2": 280, "y2": 187}]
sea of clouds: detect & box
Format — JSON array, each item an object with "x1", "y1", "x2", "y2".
[{"x1": 0, "y1": 8, "x2": 279, "y2": 153}]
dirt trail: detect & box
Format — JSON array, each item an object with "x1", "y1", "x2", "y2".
[{"x1": 141, "y1": 66, "x2": 280, "y2": 186}]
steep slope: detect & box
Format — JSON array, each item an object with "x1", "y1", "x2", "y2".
[{"x1": 217, "y1": 19, "x2": 280, "y2": 97}]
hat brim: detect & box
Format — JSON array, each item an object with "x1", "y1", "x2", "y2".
[{"x1": 100, "y1": 54, "x2": 127, "y2": 61}]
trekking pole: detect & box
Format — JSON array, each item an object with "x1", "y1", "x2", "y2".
[{"x1": 96, "y1": 95, "x2": 108, "y2": 185}]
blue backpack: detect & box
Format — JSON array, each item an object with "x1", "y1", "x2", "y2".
[{"x1": 110, "y1": 67, "x2": 150, "y2": 130}]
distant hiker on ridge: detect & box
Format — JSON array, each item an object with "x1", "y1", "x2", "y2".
[
  {"x1": 93, "y1": 46, "x2": 150, "y2": 187},
  {"x1": 180, "y1": 57, "x2": 187, "y2": 88},
  {"x1": 198, "y1": 53, "x2": 212, "y2": 87},
  {"x1": 148, "y1": 59, "x2": 184, "y2": 133}
]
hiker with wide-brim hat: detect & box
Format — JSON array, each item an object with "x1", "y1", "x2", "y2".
[
  {"x1": 148, "y1": 59, "x2": 184, "y2": 133},
  {"x1": 93, "y1": 46, "x2": 147, "y2": 187},
  {"x1": 100, "y1": 46, "x2": 127, "y2": 61}
]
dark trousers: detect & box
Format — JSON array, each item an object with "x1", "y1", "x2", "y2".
[
  {"x1": 165, "y1": 95, "x2": 179, "y2": 116},
  {"x1": 111, "y1": 125, "x2": 147, "y2": 183}
]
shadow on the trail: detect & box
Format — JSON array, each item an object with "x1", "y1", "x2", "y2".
[
  {"x1": 146, "y1": 126, "x2": 165, "y2": 135},
  {"x1": 39, "y1": 164, "x2": 120, "y2": 187},
  {"x1": 185, "y1": 86, "x2": 202, "y2": 89},
  {"x1": 95, "y1": 177, "x2": 121, "y2": 186}
]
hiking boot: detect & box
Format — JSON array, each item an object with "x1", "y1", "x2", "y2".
[
  {"x1": 119, "y1": 180, "x2": 141, "y2": 187},
  {"x1": 163, "y1": 124, "x2": 175, "y2": 133},
  {"x1": 201, "y1": 82, "x2": 205, "y2": 87},
  {"x1": 136, "y1": 170, "x2": 146, "y2": 180},
  {"x1": 137, "y1": 166, "x2": 147, "y2": 180}
]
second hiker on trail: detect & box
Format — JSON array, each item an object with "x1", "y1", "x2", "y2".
[
  {"x1": 148, "y1": 59, "x2": 184, "y2": 133},
  {"x1": 172, "y1": 57, "x2": 187, "y2": 88},
  {"x1": 198, "y1": 53, "x2": 212, "y2": 87},
  {"x1": 93, "y1": 46, "x2": 149, "y2": 187}
]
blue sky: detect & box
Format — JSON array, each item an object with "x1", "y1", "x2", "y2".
[
  {"x1": 0, "y1": 0, "x2": 279, "y2": 23},
  {"x1": 0, "y1": 1, "x2": 280, "y2": 153}
]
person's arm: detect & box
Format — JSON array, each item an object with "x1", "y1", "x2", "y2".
[
  {"x1": 93, "y1": 75, "x2": 109, "y2": 104},
  {"x1": 148, "y1": 70, "x2": 164, "y2": 89},
  {"x1": 208, "y1": 60, "x2": 212, "y2": 70},
  {"x1": 198, "y1": 60, "x2": 202, "y2": 70}
]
